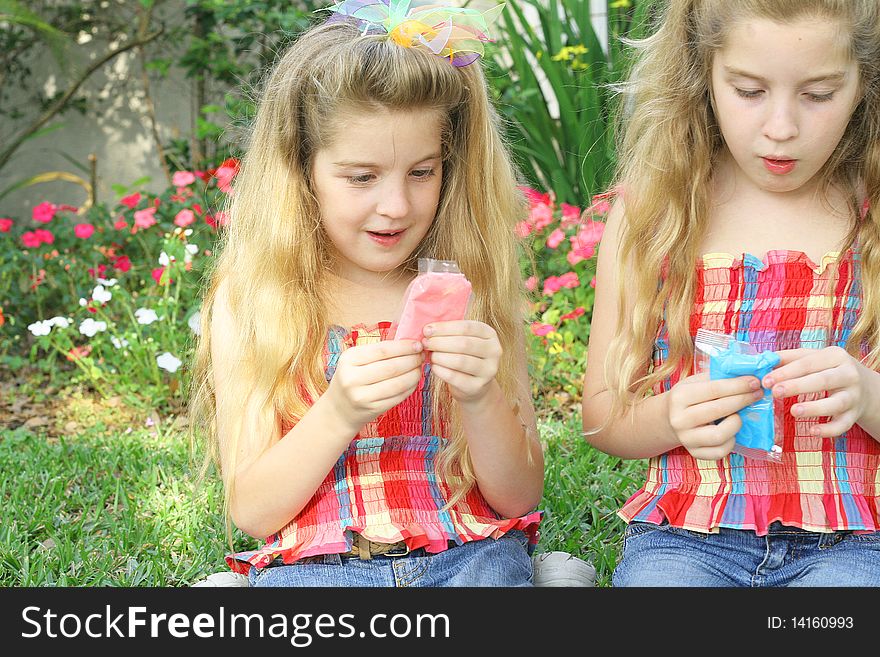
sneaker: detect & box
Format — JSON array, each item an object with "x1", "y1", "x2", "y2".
[
  {"x1": 531, "y1": 551, "x2": 597, "y2": 587},
  {"x1": 192, "y1": 571, "x2": 250, "y2": 587}
]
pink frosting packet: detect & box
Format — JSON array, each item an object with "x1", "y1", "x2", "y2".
[{"x1": 394, "y1": 259, "x2": 472, "y2": 341}]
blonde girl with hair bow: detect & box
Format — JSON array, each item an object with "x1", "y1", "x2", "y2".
[{"x1": 189, "y1": 2, "x2": 545, "y2": 587}]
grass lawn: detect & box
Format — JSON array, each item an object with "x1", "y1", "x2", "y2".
[{"x1": 0, "y1": 391, "x2": 646, "y2": 587}]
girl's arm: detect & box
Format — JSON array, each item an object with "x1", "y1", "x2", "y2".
[
  {"x1": 581, "y1": 201, "x2": 760, "y2": 460},
  {"x1": 212, "y1": 282, "x2": 424, "y2": 539},
  {"x1": 423, "y1": 323, "x2": 544, "y2": 518}
]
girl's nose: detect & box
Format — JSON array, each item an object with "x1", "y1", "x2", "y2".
[
  {"x1": 762, "y1": 98, "x2": 799, "y2": 142},
  {"x1": 375, "y1": 179, "x2": 410, "y2": 218}
]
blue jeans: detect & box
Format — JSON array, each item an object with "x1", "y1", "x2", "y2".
[
  {"x1": 613, "y1": 521, "x2": 880, "y2": 587},
  {"x1": 249, "y1": 531, "x2": 533, "y2": 587}
]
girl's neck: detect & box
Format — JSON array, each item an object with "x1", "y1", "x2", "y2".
[{"x1": 324, "y1": 267, "x2": 414, "y2": 329}]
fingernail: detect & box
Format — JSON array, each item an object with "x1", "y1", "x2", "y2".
[
  {"x1": 423, "y1": 325, "x2": 434, "y2": 337},
  {"x1": 413, "y1": 341, "x2": 423, "y2": 352},
  {"x1": 753, "y1": 390, "x2": 764, "y2": 400},
  {"x1": 773, "y1": 385, "x2": 784, "y2": 398},
  {"x1": 763, "y1": 377, "x2": 774, "y2": 388},
  {"x1": 750, "y1": 379, "x2": 761, "y2": 390},
  {"x1": 792, "y1": 404, "x2": 802, "y2": 417}
]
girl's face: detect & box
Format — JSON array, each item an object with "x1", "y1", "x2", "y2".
[
  {"x1": 710, "y1": 17, "x2": 861, "y2": 196},
  {"x1": 311, "y1": 107, "x2": 444, "y2": 285}
]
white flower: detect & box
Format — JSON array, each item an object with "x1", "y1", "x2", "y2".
[
  {"x1": 184, "y1": 243, "x2": 199, "y2": 264},
  {"x1": 97, "y1": 277, "x2": 118, "y2": 287},
  {"x1": 28, "y1": 320, "x2": 53, "y2": 336},
  {"x1": 184, "y1": 229, "x2": 193, "y2": 236},
  {"x1": 158, "y1": 251, "x2": 172, "y2": 267},
  {"x1": 48, "y1": 316, "x2": 70, "y2": 329},
  {"x1": 92, "y1": 285, "x2": 112, "y2": 304},
  {"x1": 79, "y1": 318, "x2": 107, "y2": 337},
  {"x1": 156, "y1": 352, "x2": 182, "y2": 373},
  {"x1": 188, "y1": 310, "x2": 201, "y2": 336},
  {"x1": 79, "y1": 298, "x2": 88, "y2": 307},
  {"x1": 135, "y1": 308, "x2": 159, "y2": 325},
  {"x1": 110, "y1": 336, "x2": 129, "y2": 349}
]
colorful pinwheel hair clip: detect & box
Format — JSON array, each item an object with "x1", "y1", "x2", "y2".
[{"x1": 322, "y1": 0, "x2": 504, "y2": 67}]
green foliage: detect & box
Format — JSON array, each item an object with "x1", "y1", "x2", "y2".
[{"x1": 0, "y1": 165, "x2": 232, "y2": 410}]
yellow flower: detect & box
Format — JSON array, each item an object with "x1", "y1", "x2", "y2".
[{"x1": 610, "y1": 0, "x2": 632, "y2": 8}]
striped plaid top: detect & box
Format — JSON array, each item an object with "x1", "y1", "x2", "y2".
[
  {"x1": 228, "y1": 322, "x2": 540, "y2": 573},
  {"x1": 619, "y1": 249, "x2": 880, "y2": 536}
]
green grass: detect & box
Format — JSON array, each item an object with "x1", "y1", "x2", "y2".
[{"x1": 0, "y1": 415, "x2": 646, "y2": 587}]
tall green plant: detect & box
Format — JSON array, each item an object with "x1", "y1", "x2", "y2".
[
  {"x1": 488, "y1": 0, "x2": 614, "y2": 206},
  {"x1": 488, "y1": 0, "x2": 660, "y2": 206}
]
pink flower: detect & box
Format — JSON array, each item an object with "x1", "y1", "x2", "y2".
[
  {"x1": 21, "y1": 231, "x2": 42, "y2": 248},
  {"x1": 32, "y1": 202, "x2": 58, "y2": 223},
  {"x1": 515, "y1": 221, "x2": 532, "y2": 238},
  {"x1": 214, "y1": 210, "x2": 229, "y2": 227},
  {"x1": 174, "y1": 209, "x2": 195, "y2": 227},
  {"x1": 546, "y1": 228, "x2": 565, "y2": 250},
  {"x1": 192, "y1": 203, "x2": 203, "y2": 216},
  {"x1": 524, "y1": 275, "x2": 537, "y2": 291},
  {"x1": 577, "y1": 220, "x2": 605, "y2": 246},
  {"x1": 133, "y1": 207, "x2": 157, "y2": 230},
  {"x1": 543, "y1": 276, "x2": 562, "y2": 296},
  {"x1": 560, "y1": 203, "x2": 582, "y2": 229},
  {"x1": 590, "y1": 277, "x2": 597, "y2": 288},
  {"x1": 518, "y1": 186, "x2": 551, "y2": 207},
  {"x1": 529, "y1": 203, "x2": 554, "y2": 231},
  {"x1": 530, "y1": 322, "x2": 556, "y2": 337},
  {"x1": 172, "y1": 171, "x2": 196, "y2": 187},
  {"x1": 74, "y1": 223, "x2": 95, "y2": 239},
  {"x1": 119, "y1": 193, "x2": 141, "y2": 209},
  {"x1": 567, "y1": 247, "x2": 593, "y2": 267},
  {"x1": 558, "y1": 271, "x2": 580, "y2": 289},
  {"x1": 213, "y1": 158, "x2": 239, "y2": 194},
  {"x1": 0, "y1": 218, "x2": 12, "y2": 232},
  {"x1": 35, "y1": 229, "x2": 54, "y2": 245},
  {"x1": 114, "y1": 218, "x2": 128, "y2": 230}
]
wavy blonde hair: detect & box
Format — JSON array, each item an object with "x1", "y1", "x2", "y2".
[
  {"x1": 605, "y1": 0, "x2": 880, "y2": 416},
  {"x1": 188, "y1": 20, "x2": 527, "y2": 519}
]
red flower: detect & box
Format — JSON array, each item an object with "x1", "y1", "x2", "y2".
[
  {"x1": 32, "y1": 202, "x2": 58, "y2": 223},
  {"x1": 518, "y1": 186, "x2": 551, "y2": 207},
  {"x1": 560, "y1": 307, "x2": 586, "y2": 322},
  {"x1": 35, "y1": 229, "x2": 54, "y2": 244},
  {"x1": 114, "y1": 218, "x2": 128, "y2": 230},
  {"x1": 152, "y1": 267, "x2": 173, "y2": 286},
  {"x1": 21, "y1": 230, "x2": 53, "y2": 248},
  {"x1": 530, "y1": 322, "x2": 555, "y2": 337},
  {"x1": 74, "y1": 223, "x2": 95, "y2": 239},
  {"x1": 120, "y1": 193, "x2": 141, "y2": 209},
  {"x1": 0, "y1": 218, "x2": 12, "y2": 232},
  {"x1": 114, "y1": 255, "x2": 132, "y2": 272},
  {"x1": 87, "y1": 264, "x2": 108, "y2": 279},
  {"x1": 0, "y1": 307, "x2": 5, "y2": 327}
]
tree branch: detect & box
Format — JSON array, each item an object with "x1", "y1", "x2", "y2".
[{"x1": 0, "y1": 26, "x2": 164, "y2": 172}]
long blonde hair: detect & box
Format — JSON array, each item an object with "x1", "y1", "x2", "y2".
[
  {"x1": 605, "y1": 0, "x2": 880, "y2": 415},
  {"x1": 189, "y1": 20, "x2": 526, "y2": 516}
]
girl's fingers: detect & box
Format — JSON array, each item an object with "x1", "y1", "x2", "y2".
[
  {"x1": 356, "y1": 353, "x2": 425, "y2": 385},
  {"x1": 678, "y1": 375, "x2": 761, "y2": 405},
  {"x1": 790, "y1": 390, "x2": 852, "y2": 420},
  {"x1": 768, "y1": 367, "x2": 853, "y2": 400},
  {"x1": 423, "y1": 320, "x2": 494, "y2": 339},
  {"x1": 763, "y1": 346, "x2": 850, "y2": 388},
  {"x1": 427, "y1": 351, "x2": 486, "y2": 376},
  {"x1": 345, "y1": 340, "x2": 423, "y2": 366},
  {"x1": 682, "y1": 414, "x2": 740, "y2": 460},
  {"x1": 685, "y1": 389, "x2": 765, "y2": 426},
  {"x1": 361, "y1": 367, "x2": 424, "y2": 403},
  {"x1": 421, "y1": 334, "x2": 496, "y2": 357},
  {"x1": 806, "y1": 411, "x2": 859, "y2": 438}
]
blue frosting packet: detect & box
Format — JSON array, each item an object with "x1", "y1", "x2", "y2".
[{"x1": 709, "y1": 344, "x2": 781, "y2": 454}]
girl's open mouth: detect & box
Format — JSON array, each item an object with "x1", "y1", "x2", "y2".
[
  {"x1": 762, "y1": 158, "x2": 797, "y2": 175},
  {"x1": 366, "y1": 230, "x2": 405, "y2": 246}
]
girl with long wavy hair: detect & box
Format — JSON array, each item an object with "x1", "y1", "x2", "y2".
[
  {"x1": 189, "y1": 3, "x2": 544, "y2": 587},
  {"x1": 583, "y1": 0, "x2": 880, "y2": 586}
]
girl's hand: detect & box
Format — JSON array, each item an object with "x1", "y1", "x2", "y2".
[
  {"x1": 666, "y1": 372, "x2": 764, "y2": 460},
  {"x1": 421, "y1": 320, "x2": 502, "y2": 406},
  {"x1": 326, "y1": 340, "x2": 425, "y2": 431},
  {"x1": 762, "y1": 347, "x2": 873, "y2": 438}
]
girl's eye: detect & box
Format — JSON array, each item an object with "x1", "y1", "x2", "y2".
[
  {"x1": 347, "y1": 174, "x2": 374, "y2": 184},
  {"x1": 411, "y1": 168, "x2": 436, "y2": 180},
  {"x1": 734, "y1": 87, "x2": 763, "y2": 99},
  {"x1": 806, "y1": 92, "x2": 834, "y2": 103}
]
